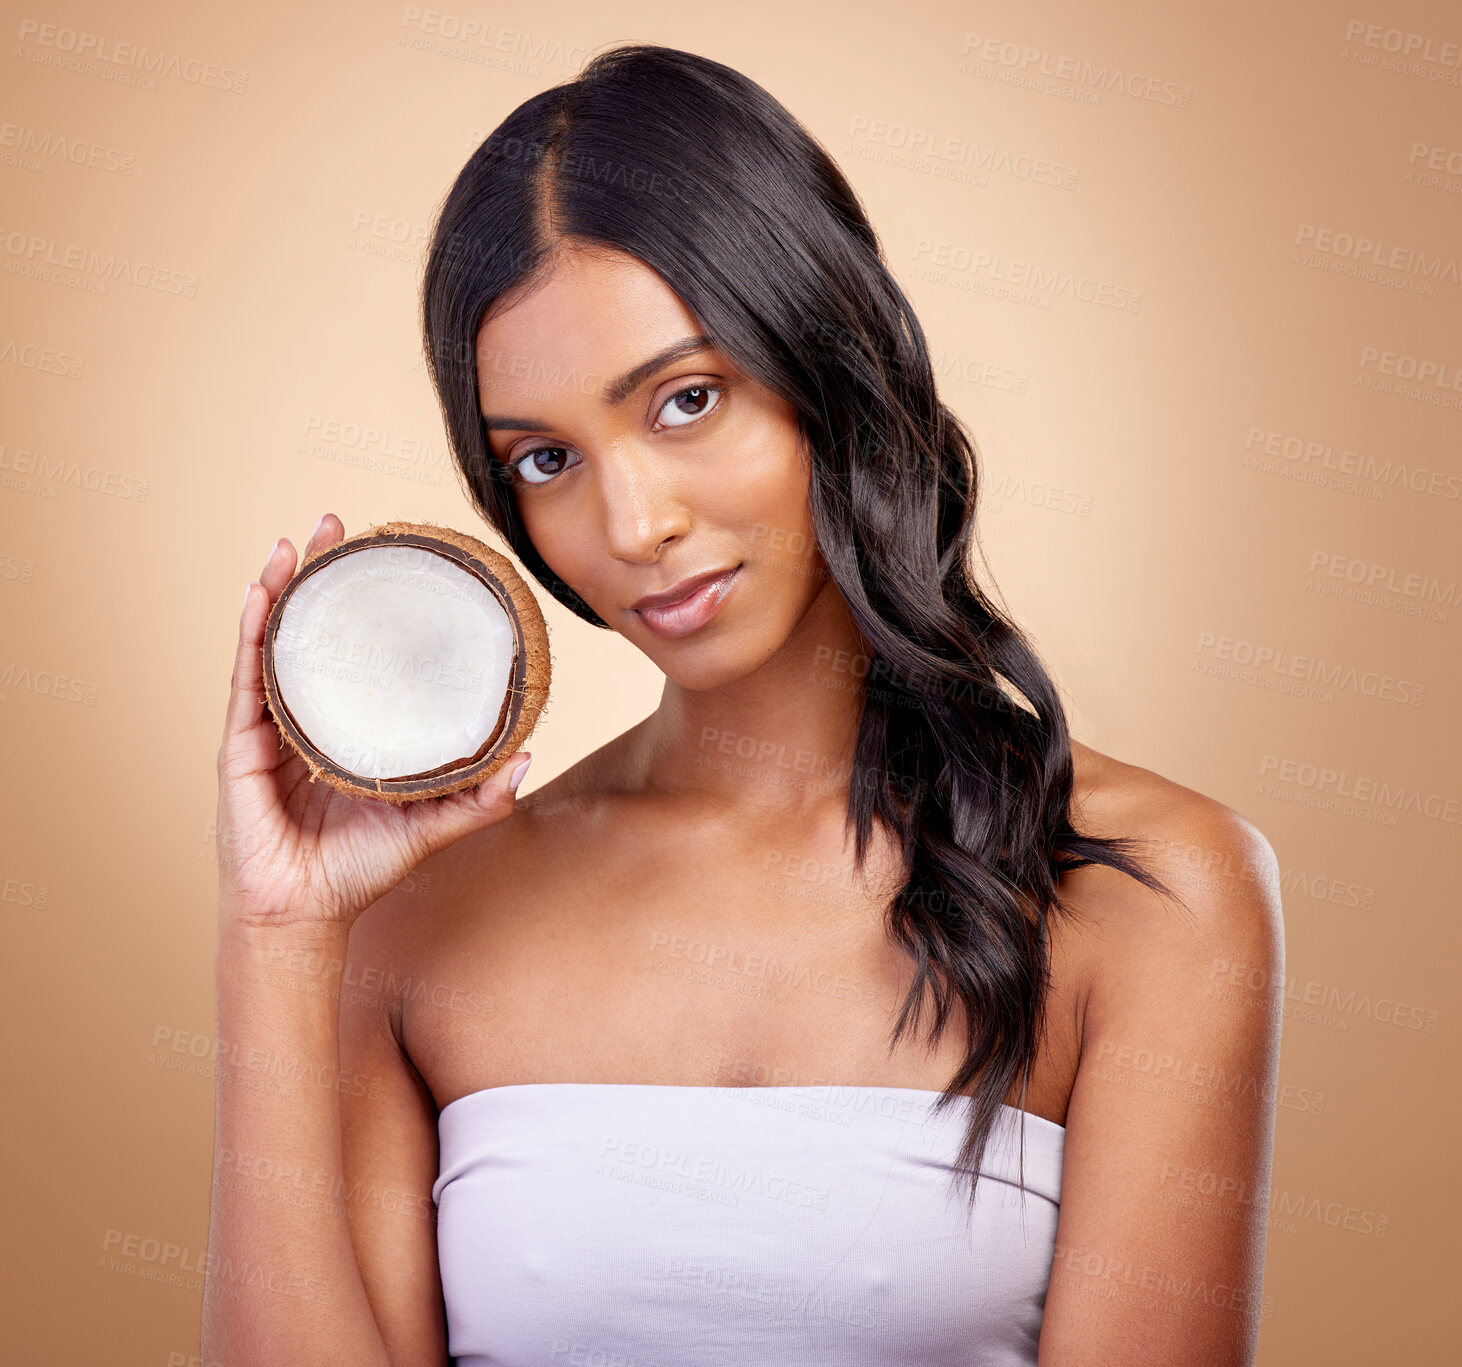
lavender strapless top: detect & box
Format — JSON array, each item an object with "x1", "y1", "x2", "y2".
[{"x1": 432, "y1": 1083, "x2": 1065, "y2": 1366}]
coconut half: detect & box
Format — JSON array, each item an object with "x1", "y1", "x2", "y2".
[{"x1": 260, "y1": 520, "x2": 550, "y2": 804}]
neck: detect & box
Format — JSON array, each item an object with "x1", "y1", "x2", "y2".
[{"x1": 635, "y1": 579, "x2": 872, "y2": 819}]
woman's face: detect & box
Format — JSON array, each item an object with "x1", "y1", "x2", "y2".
[{"x1": 475, "y1": 244, "x2": 831, "y2": 690}]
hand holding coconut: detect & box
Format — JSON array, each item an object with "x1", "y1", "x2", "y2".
[{"x1": 215, "y1": 513, "x2": 550, "y2": 936}]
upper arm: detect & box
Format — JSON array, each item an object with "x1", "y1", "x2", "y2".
[
  {"x1": 338, "y1": 894, "x2": 450, "y2": 1367},
  {"x1": 1038, "y1": 797, "x2": 1285, "y2": 1366}
]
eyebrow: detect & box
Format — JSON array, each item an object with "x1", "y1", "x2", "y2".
[{"x1": 482, "y1": 333, "x2": 714, "y2": 433}]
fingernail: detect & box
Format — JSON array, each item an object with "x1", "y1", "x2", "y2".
[
  {"x1": 313, "y1": 514, "x2": 325, "y2": 538},
  {"x1": 243, "y1": 581, "x2": 255, "y2": 608},
  {"x1": 508, "y1": 755, "x2": 532, "y2": 793}
]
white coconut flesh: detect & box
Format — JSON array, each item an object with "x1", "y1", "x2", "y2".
[{"x1": 271, "y1": 544, "x2": 516, "y2": 780}]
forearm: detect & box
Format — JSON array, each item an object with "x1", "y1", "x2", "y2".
[{"x1": 201, "y1": 916, "x2": 393, "y2": 1367}]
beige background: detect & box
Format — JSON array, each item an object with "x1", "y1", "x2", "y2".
[{"x1": 2, "y1": 0, "x2": 1457, "y2": 1360}]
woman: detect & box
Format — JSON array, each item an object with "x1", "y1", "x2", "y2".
[{"x1": 206, "y1": 42, "x2": 1284, "y2": 1367}]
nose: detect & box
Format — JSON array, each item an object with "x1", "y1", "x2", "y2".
[{"x1": 594, "y1": 442, "x2": 690, "y2": 562}]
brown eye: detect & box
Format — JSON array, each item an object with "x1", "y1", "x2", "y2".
[
  {"x1": 511, "y1": 445, "x2": 581, "y2": 486},
  {"x1": 658, "y1": 384, "x2": 723, "y2": 428}
]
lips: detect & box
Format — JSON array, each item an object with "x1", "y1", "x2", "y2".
[
  {"x1": 632, "y1": 567, "x2": 739, "y2": 613},
  {"x1": 632, "y1": 565, "x2": 741, "y2": 640}
]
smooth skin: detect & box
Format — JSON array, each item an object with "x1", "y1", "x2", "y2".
[{"x1": 211, "y1": 241, "x2": 1284, "y2": 1367}]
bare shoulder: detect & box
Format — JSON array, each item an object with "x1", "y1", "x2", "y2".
[
  {"x1": 1067, "y1": 738, "x2": 1282, "y2": 935},
  {"x1": 345, "y1": 723, "x2": 646, "y2": 994},
  {"x1": 1064, "y1": 738, "x2": 1285, "y2": 1030},
  {"x1": 436, "y1": 720, "x2": 647, "y2": 884},
  {"x1": 1040, "y1": 749, "x2": 1286, "y2": 1360}
]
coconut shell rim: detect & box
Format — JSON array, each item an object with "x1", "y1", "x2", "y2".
[{"x1": 260, "y1": 520, "x2": 551, "y2": 806}]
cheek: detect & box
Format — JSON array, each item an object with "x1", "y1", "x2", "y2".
[
  {"x1": 757, "y1": 469, "x2": 820, "y2": 594},
  {"x1": 516, "y1": 504, "x2": 591, "y2": 591},
  {"x1": 714, "y1": 429, "x2": 818, "y2": 565}
]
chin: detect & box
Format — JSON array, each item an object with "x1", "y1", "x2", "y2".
[
  {"x1": 642, "y1": 607, "x2": 791, "y2": 689},
  {"x1": 648, "y1": 640, "x2": 766, "y2": 691}
]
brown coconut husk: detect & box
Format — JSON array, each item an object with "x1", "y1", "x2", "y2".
[{"x1": 260, "y1": 520, "x2": 551, "y2": 804}]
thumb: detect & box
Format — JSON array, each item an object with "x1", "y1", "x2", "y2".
[{"x1": 400, "y1": 752, "x2": 532, "y2": 856}]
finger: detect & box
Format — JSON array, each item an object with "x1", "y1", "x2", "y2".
[
  {"x1": 260, "y1": 534, "x2": 298, "y2": 598},
  {"x1": 398, "y1": 752, "x2": 531, "y2": 858},
  {"x1": 222, "y1": 537, "x2": 293, "y2": 742},
  {"x1": 303, "y1": 512, "x2": 344, "y2": 563},
  {"x1": 223, "y1": 578, "x2": 271, "y2": 741},
  {"x1": 225, "y1": 525, "x2": 331, "y2": 745}
]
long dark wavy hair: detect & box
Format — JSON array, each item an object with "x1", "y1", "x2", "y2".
[{"x1": 419, "y1": 42, "x2": 1185, "y2": 1216}]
